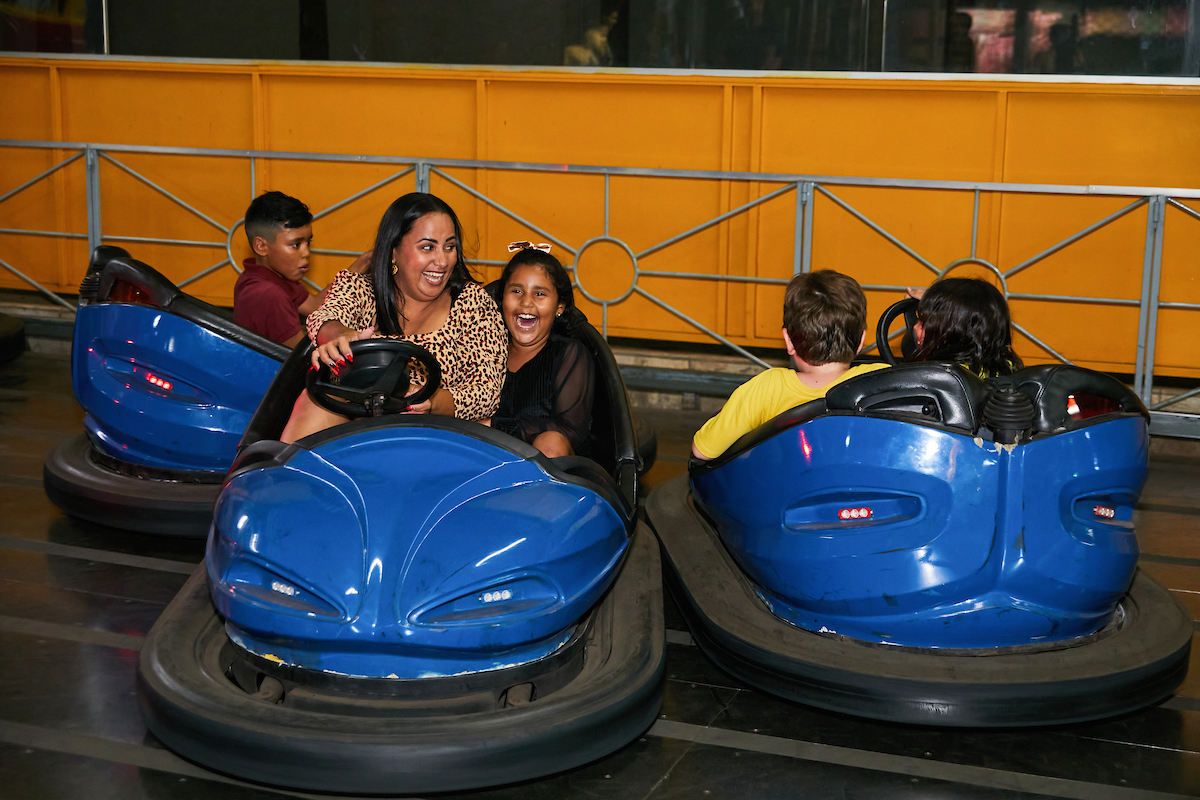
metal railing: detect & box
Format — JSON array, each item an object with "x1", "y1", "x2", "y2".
[{"x1": 2, "y1": 138, "x2": 1199, "y2": 436}]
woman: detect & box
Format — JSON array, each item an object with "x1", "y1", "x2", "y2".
[
  {"x1": 281, "y1": 193, "x2": 507, "y2": 443},
  {"x1": 489, "y1": 244, "x2": 594, "y2": 458},
  {"x1": 910, "y1": 278, "x2": 1023, "y2": 378}
]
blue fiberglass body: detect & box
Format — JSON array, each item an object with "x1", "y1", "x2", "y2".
[
  {"x1": 74, "y1": 302, "x2": 280, "y2": 472},
  {"x1": 207, "y1": 422, "x2": 630, "y2": 679},
  {"x1": 691, "y1": 372, "x2": 1149, "y2": 650}
]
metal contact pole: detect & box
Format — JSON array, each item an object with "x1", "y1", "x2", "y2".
[{"x1": 102, "y1": 0, "x2": 110, "y2": 54}]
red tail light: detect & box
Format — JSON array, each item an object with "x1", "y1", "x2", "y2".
[{"x1": 109, "y1": 280, "x2": 154, "y2": 306}]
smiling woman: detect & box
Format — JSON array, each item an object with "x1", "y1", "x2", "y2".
[{"x1": 280, "y1": 193, "x2": 508, "y2": 442}]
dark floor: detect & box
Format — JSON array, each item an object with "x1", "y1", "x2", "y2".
[{"x1": 2, "y1": 353, "x2": 1198, "y2": 799}]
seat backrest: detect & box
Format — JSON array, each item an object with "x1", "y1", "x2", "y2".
[
  {"x1": 80, "y1": 246, "x2": 290, "y2": 361},
  {"x1": 825, "y1": 362, "x2": 989, "y2": 433},
  {"x1": 1005, "y1": 364, "x2": 1148, "y2": 433}
]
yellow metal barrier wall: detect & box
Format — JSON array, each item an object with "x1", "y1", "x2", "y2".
[{"x1": 2, "y1": 57, "x2": 1199, "y2": 375}]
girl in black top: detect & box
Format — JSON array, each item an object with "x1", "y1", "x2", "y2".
[{"x1": 490, "y1": 245, "x2": 594, "y2": 458}]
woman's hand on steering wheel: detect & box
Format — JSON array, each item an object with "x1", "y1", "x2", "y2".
[{"x1": 312, "y1": 325, "x2": 376, "y2": 373}]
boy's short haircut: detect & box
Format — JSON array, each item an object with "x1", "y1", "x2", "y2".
[
  {"x1": 782, "y1": 270, "x2": 867, "y2": 366},
  {"x1": 244, "y1": 191, "x2": 312, "y2": 248}
]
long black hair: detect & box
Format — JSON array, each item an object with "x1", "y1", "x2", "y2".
[
  {"x1": 369, "y1": 193, "x2": 476, "y2": 337},
  {"x1": 911, "y1": 277, "x2": 1023, "y2": 378},
  {"x1": 498, "y1": 247, "x2": 577, "y2": 335}
]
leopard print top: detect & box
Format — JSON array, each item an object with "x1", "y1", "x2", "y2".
[{"x1": 306, "y1": 271, "x2": 507, "y2": 420}]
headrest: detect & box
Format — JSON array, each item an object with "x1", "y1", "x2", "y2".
[
  {"x1": 825, "y1": 362, "x2": 989, "y2": 433},
  {"x1": 1004, "y1": 364, "x2": 1148, "y2": 432},
  {"x1": 91, "y1": 252, "x2": 182, "y2": 309}
]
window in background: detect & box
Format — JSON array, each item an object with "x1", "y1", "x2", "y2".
[
  {"x1": 3, "y1": 0, "x2": 1195, "y2": 78},
  {"x1": 0, "y1": 0, "x2": 102, "y2": 53}
]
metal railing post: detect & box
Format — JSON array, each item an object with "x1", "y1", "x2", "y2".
[
  {"x1": 799, "y1": 181, "x2": 814, "y2": 274},
  {"x1": 1139, "y1": 196, "x2": 1167, "y2": 404},
  {"x1": 416, "y1": 162, "x2": 430, "y2": 193},
  {"x1": 85, "y1": 146, "x2": 102, "y2": 255},
  {"x1": 1134, "y1": 196, "x2": 1164, "y2": 401}
]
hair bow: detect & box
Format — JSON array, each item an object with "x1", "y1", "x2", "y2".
[{"x1": 508, "y1": 241, "x2": 552, "y2": 253}]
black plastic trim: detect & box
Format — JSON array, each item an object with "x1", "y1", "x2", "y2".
[{"x1": 83, "y1": 246, "x2": 290, "y2": 362}]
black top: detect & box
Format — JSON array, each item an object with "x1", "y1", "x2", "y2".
[{"x1": 493, "y1": 335, "x2": 595, "y2": 453}]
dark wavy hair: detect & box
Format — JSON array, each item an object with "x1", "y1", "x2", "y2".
[
  {"x1": 369, "y1": 193, "x2": 477, "y2": 337},
  {"x1": 498, "y1": 248, "x2": 576, "y2": 335},
  {"x1": 911, "y1": 278, "x2": 1023, "y2": 377}
]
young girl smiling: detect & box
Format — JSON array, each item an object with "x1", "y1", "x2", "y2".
[{"x1": 489, "y1": 244, "x2": 594, "y2": 458}]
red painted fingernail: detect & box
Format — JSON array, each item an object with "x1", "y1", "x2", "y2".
[
  {"x1": 405, "y1": 405, "x2": 412, "y2": 411},
  {"x1": 309, "y1": 364, "x2": 317, "y2": 372},
  {"x1": 337, "y1": 359, "x2": 345, "y2": 366},
  {"x1": 346, "y1": 353, "x2": 353, "y2": 363}
]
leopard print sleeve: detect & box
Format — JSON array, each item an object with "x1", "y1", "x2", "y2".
[
  {"x1": 439, "y1": 282, "x2": 508, "y2": 420},
  {"x1": 305, "y1": 270, "x2": 378, "y2": 343}
]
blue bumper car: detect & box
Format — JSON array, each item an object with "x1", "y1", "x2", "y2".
[
  {"x1": 44, "y1": 246, "x2": 296, "y2": 535},
  {"x1": 647, "y1": 361, "x2": 1192, "y2": 726},
  {"x1": 136, "y1": 314, "x2": 664, "y2": 793}
]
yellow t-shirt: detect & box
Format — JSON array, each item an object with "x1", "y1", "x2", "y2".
[{"x1": 692, "y1": 363, "x2": 889, "y2": 460}]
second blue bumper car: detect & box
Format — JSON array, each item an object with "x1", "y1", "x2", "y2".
[
  {"x1": 43, "y1": 247, "x2": 656, "y2": 538},
  {"x1": 43, "y1": 246, "x2": 289, "y2": 536},
  {"x1": 136, "y1": 312, "x2": 664, "y2": 793},
  {"x1": 647, "y1": 361, "x2": 1192, "y2": 726}
]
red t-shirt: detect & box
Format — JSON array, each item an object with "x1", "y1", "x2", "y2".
[{"x1": 233, "y1": 258, "x2": 311, "y2": 344}]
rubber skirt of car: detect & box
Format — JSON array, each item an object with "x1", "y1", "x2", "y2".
[
  {"x1": 136, "y1": 522, "x2": 665, "y2": 794},
  {"x1": 43, "y1": 433, "x2": 219, "y2": 537},
  {"x1": 646, "y1": 474, "x2": 1192, "y2": 727}
]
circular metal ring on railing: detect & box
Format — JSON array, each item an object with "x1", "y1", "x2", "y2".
[
  {"x1": 226, "y1": 218, "x2": 246, "y2": 274},
  {"x1": 937, "y1": 257, "x2": 1009, "y2": 298},
  {"x1": 572, "y1": 236, "x2": 640, "y2": 307}
]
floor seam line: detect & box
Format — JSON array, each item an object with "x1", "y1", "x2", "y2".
[{"x1": 645, "y1": 719, "x2": 1193, "y2": 800}]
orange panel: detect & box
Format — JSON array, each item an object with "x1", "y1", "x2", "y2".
[
  {"x1": 0, "y1": 66, "x2": 53, "y2": 139},
  {"x1": 58, "y1": 68, "x2": 254, "y2": 148},
  {"x1": 759, "y1": 85, "x2": 1001, "y2": 180},
  {"x1": 262, "y1": 74, "x2": 477, "y2": 158},
  {"x1": 487, "y1": 80, "x2": 726, "y2": 170},
  {"x1": 1004, "y1": 90, "x2": 1200, "y2": 188}
]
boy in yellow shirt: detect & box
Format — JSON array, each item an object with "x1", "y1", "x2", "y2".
[{"x1": 692, "y1": 270, "x2": 887, "y2": 460}]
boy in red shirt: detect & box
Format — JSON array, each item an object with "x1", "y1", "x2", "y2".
[{"x1": 234, "y1": 192, "x2": 327, "y2": 347}]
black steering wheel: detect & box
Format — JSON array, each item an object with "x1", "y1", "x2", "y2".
[
  {"x1": 875, "y1": 297, "x2": 920, "y2": 366},
  {"x1": 306, "y1": 339, "x2": 442, "y2": 418}
]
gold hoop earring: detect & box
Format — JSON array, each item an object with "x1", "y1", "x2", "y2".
[{"x1": 390, "y1": 261, "x2": 398, "y2": 275}]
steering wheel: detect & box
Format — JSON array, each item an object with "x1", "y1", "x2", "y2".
[
  {"x1": 306, "y1": 339, "x2": 442, "y2": 418},
  {"x1": 875, "y1": 297, "x2": 919, "y2": 366}
]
